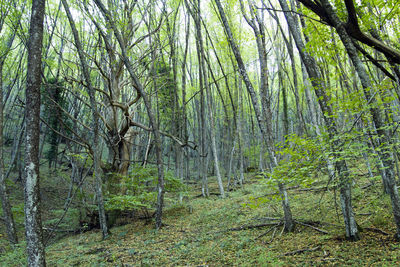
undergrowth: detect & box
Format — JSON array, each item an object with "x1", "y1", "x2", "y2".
[{"x1": 1, "y1": 173, "x2": 400, "y2": 266}]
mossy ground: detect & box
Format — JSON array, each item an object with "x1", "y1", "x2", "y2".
[{"x1": 1, "y1": 171, "x2": 400, "y2": 266}]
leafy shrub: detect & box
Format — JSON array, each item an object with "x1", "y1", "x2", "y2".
[
  {"x1": 265, "y1": 134, "x2": 323, "y2": 189},
  {"x1": 245, "y1": 134, "x2": 323, "y2": 208},
  {"x1": 44, "y1": 208, "x2": 81, "y2": 230},
  {"x1": 105, "y1": 165, "x2": 186, "y2": 212}
]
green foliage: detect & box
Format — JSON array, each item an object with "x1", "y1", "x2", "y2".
[
  {"x1": 246, "y1": 134, "x2": 323, "y2": 208},
  {"x1": 105, "y1": 165, "x2": 186, "y2": 212},
  {"x1": 155, "y1": 61, "x2": 180, "y2": 132},
  {"x1": 41, "y1": 78, "x2": 71, "y2": 166},
  {"x1": 105, "y1": 194, "x2": 153, "y2": 211},
  {"x1": 0, "y1": 242, "x2": 26, "y2": 266},
  {"x1": 44, "y1": 208, "x2": 81, "y2": 230},
  {"x1": 269, "y1": 134, "x2": 322, "y2": 188}
]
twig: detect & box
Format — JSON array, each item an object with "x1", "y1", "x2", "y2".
[
  {"x1": 261, "y1": 217, "x2": 282, "y2": 221},
  {"x1": 279, "y1": 246, "x2": 321, "y2": 257},
  {"x1": 361, "y1": 183, "x2": 374, "y2": 190},
  {"x1": 279, "y1": 222, "x2": 286, "y2": 237},
  {"x1": 193, "y1": 192, "x2": 221, "y2": 198},
  {"x1": 255, "y1": 227, "x2": 275, "y2": 240},
  {"x1": 356, "y1": 213, "x2": 372, "y2": 216}
]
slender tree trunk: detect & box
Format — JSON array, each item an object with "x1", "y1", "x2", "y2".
[
  {"x1": 218, "y1": 0, "x2": 293, "y2": 228},
  {"x1": 278, "y1": 182, "x2": 294, "y2": 232},
  {"x1": 0, "y1": 62, "x2": 18, "y2": 245},
  {"x1": 214, "y1": 0, "x2": 276, "y2": 167},
  {"x1": 320, "y1": 0, "x2": 400, "y2": 239},
  {"x1": 61, "y1": 0, "x2": 109, "y2": 239},
  {"x1": 24, "y1": 0, "x2": 46, "y2": 265},
  {"x1": 278, "y1": 0, "x2": 359, "y2": 240},
  {"x1": 185, "y1": 0, "x2": 209, "y2": 197},
  {"x1": 191, "y1": 0, "x2": 225, "y2": 197},
  {"x1": 143, "y1": 132, "x2": 152, "y2": 168}
]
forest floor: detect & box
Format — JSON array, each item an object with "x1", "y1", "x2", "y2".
[{"x1": 1, "y1": 171, "x2": 400, "y2": 266}]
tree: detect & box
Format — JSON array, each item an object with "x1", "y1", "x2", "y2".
[
  {"x1": 92, "y1": 0, "x2": 166, "y2": 229},
  {"x1": 61, "y1": 0, "x2": 109, "y2": 239},
  {"x1": 317, "y1": 0, "x2": 400, "y2": 240},
  {"x1": 188, "y1": 0, "x2": 225, "y2": 198},
  {"x1": 24, "y1": 0, "x2": 46, "y2": 265},
  {"x1": 277, "y1": 0, "x2": 359, "y2": 240},
  {"x1": 214, "y1": 0, "x2": 294, "y2": 231},
  {"x1": 0, "y1": 18, "x2": 18, "y2": 245}
]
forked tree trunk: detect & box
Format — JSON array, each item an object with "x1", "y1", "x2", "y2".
[{"x1": 93, "y1": 0, "x2": 165, "y2": 229}]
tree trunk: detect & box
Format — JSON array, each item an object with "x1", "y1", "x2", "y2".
[
  {"x1": 214, "y1": 0, "x2": 277, "y2": 167},
  {"x1": 0, "y1": 62, "x2": 18, "y2": 244},
  {"x1": 278, "y1": 182, "x2": 294, "y2": 232},
  {"x1": 62, "y1": 0, "x2": 109, "y2": 239},
  {"x1": 93, "y1": 0, "x2": 165, "y2": 229},
  {"x1": 191, "y1": 0, "x2": 225, "y2": 198},
  {"x1": 24, "y1": 0, "x2": 46, "y2": 265},
  {"x1": 278, "y1": 0, "x2": 359, "y2": 240},
  {"x1": 319, "y1": 0, "x2": 400, "y2": 239}
]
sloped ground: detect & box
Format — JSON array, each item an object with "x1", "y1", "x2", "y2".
[{"x1": 2, "y1": 173, "x2": 400, "y2": 266}]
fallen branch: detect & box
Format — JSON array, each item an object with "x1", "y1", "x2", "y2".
[
  {"x1": 280, "y1": 246, "x2": 321, "y2": 257},
  {"x1": 295, "y1": 220, "x2": 329, "y2": 234},
  {"x1": 294, "y1": 186, "x2": 337, "y2": 193},
  {"x1": 304, "y1": 220, "x2": 344, "y2": 228},
  {"x1": 255, "y1": 223, "x2": 282, "y2": 240},
  {"x1": 228, "y1": 222, "x2": 281, "y2": 232},
  {"x1": 261, "y1": 217, "x2": 282, "y2": 221},
  {"x1": 255, "y1": 227, "x2": 275, "y2": 240},
  {"x1": 268, "y1": 226, "x2": 279, "y2": 244},
  {"x1": 43, "y1": 227, "x2": 80, "y2": 233},
  {"x1": 256, "y1": 185, "x2": 335, "y2": 199},
  {"x1": 193, "y1": 192, "x2": 222, "y2": 198},
  {"x1": 356, "y1": 212, "x2": 372, "y2": 216},
  {"x1": 363, "y1": 227, "x2": 389, "y2": 236}
]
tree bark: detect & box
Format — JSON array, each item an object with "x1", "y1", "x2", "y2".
[{"x1": 24, "y1": 0, "x2": 46, "y2": 265}]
